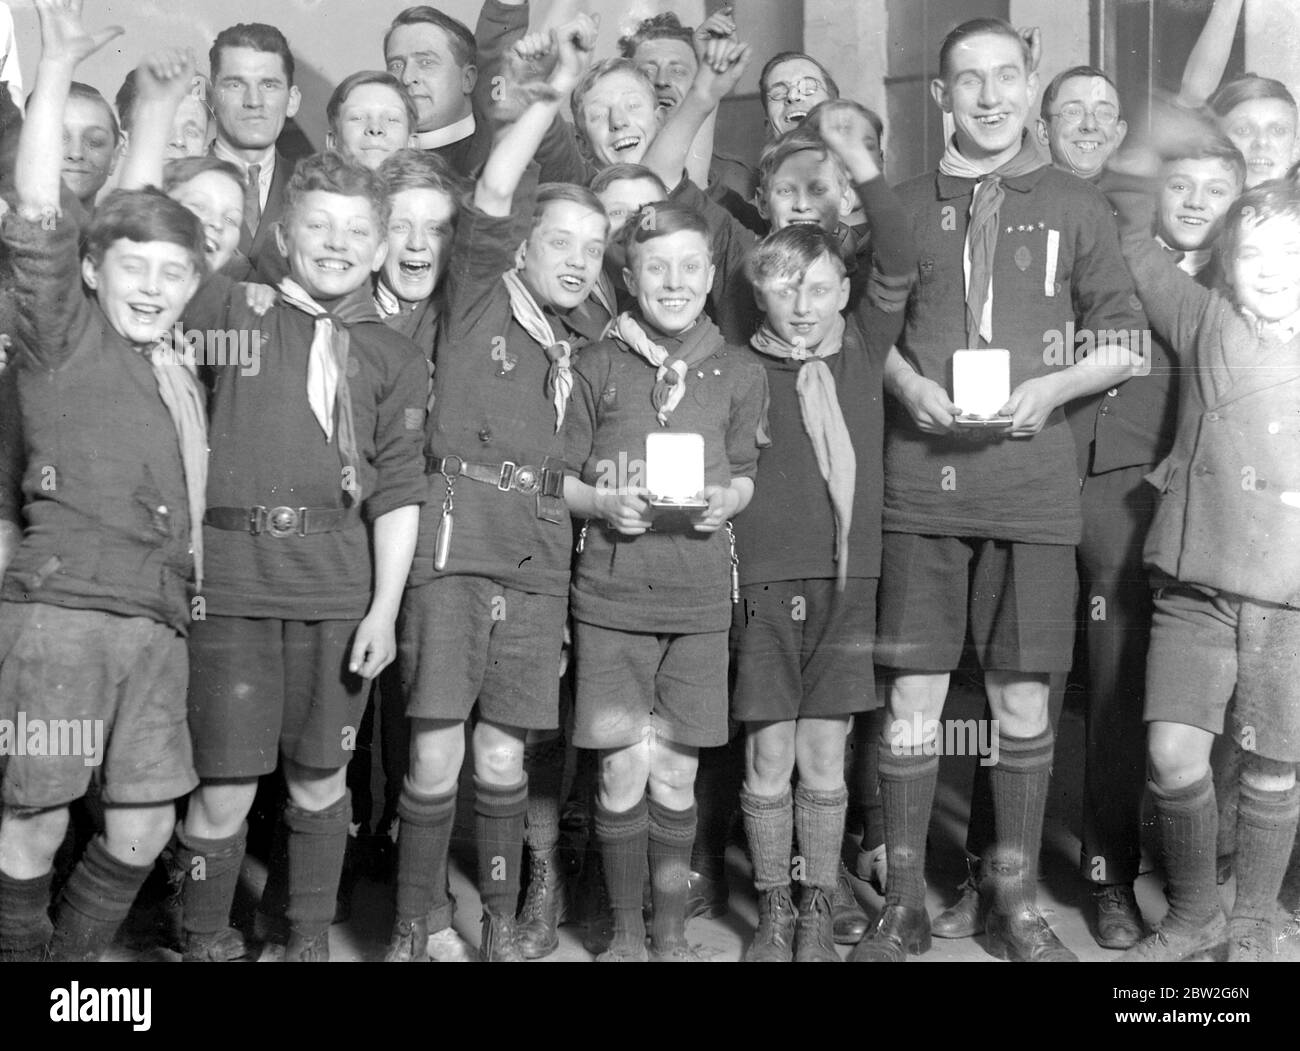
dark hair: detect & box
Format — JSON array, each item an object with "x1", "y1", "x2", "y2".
[
  {"x1": 617, "y1": 12, "x2": 695, "y2": 58},
  {"x1": 162, "y1": 155, "x2": 244, "y2": 197},
  {"x1": 938, "y1": 17, "x2": 1031, "y2": 81},
  {"x1": 210, "y1": 23, "x2": 295, "y2": 86},
  {"x1": 621, "y1": 200, "x2": 710, "y2": 265},
  {"x1": 758, "y1": 51, "x2": 840, "y2": 108},
  {"x1": 756, "y1": 126, "x2": 843, "y2": 202},
  {"x1": 383, "y1": 6, "x2": 477, "y2": 68},
  {"x1": 68, "y1": 81, "x2": 121, "y2": 143},
  {"x1": 589, "y1": 162, "x2": 669, "y2": 197},
  {"x1": 1217, "y1": 182, "x2": 1300, "y2": 269},
  {"x1": 1162, "y1": 133, "x2": 1247, "y2": 189},
  {"x1": 82, "y1": 186, "x2": 207, "y2": 274},
  {"x1": 327, "y1": 71, "x2": 419, "y2": 136},
  {"x1": 1040, "y1": 65, "x2": 1120, "y2": 121},
  {"x1": 378, "y1": 148, "x2": 468, "y2": 211},
  {"x1": 1209, "y1": 75, "x2": 1298, "y2": 119},
  {"x1": 284, "y1": 149, "x2": 391, "y2": 230},
  {"x1": 530, "y1": 182, "x2": 608, "y2": 235},
  {"x1": 570, "y1": 57, "x2": 657, "y2": 141},
  {"x1": 745, "y1": 222, "x2": 847, "y2": 289}
]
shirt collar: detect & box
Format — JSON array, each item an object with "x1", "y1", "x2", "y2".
[
  {"x1": 414, "y1": 112, "x2": 476, "y2": 152},
  {"x1": 212, "y1": 139, "x2": 276, "y2": 177}
]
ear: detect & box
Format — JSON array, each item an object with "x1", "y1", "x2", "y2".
[
  {"x1": 325, "y1": 130, "x2": 337, "y2": 150},
  {"x1": 704, "y1": 260, "x2": 717, "y2": 294},
  {"x1": 836, "y1": 274, "x2": 850, "y2": 312},
  {"x1": 285, "y1": 85, "x2": 302, "y2": 120},
  {"x1": 1114, "y1": 119, "x2": 1129, "y2": 152},
  {"x1": 622, "y1": 265, "x2": 638, "y2": 296},
  {"x1": 1034, "y1": 117, "x2": 1050, "y2": 149},
  {"x1": 1026, "y1": 68, "x2": 1040, "y2": 109},
  {"x1": 108, "y1": 134, "x2": 126, "y2": 175},
  {"x1": 275, "y1": 220, "x2": 289, "y2": 259},
  {"x1": 370, "y1": 238, "x2": 389, "y2": 273},
  {"x1": 837, "y1": 179, "x2": 855, "y2": 221},
  {"x1": 929, "y1": 76, "x2": 951, "y2": 114},
  {"x1": 462, "y1": 62, "x2": 478, "y2": 96},
  {"x1": 81, "y1": 256, "x2": 100, "y2": 290},
  {"x1": 515, "y1": 239, "x2": 528, "y2": 270},
  {"x1": 756, "y1": 191, "x2": 771, "y2": 221}
]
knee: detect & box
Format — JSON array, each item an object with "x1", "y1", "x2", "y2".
[
  {"x1": 1240, "y1": 753, "x2": 1297, "y2": 794},
  {"x1": 796, "y1": 737, "x2": 846, "y2": 790},
  {"x1": 474, "y1": 737, "x2": 524, "y2": 786},
  {"x1": 648, "y1": 746, "x2": 698, "y2": 805},
  {"x1": 106, "y1": 805, "x2": 176, "y2": 861},
  {"x1": 1147, "y1": 732, "x2": 1207, "y2": 789},
  {"x1": 746, "y1": 731, "x2": 795, "y2": 794},
  {"x1": 285, "y1": 765, "x2": 347, "y2": 811},
  {"x1": 409, "y1": 724, "x2": 464, "y2": 791},
  {"x1": 189, "y1": 781, "x2": 256, "y2": 836},
  {"x1": 0, "y1": 806, "x2": 70, "y2": 867},
  {"x1": 987, "y1": 674, "x2": 1049, "y2": 733}
]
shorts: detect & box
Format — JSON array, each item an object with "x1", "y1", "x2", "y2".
[
  {"x1": 0, "y1": 602, "x2": 195, "y2": 809},
  {"x1": 1145, "y1": 583, "x2": 1300, "y2": 763},
  {"x1": 876, "y1": 533, "x2": 1077, "y2": 673},
  {"x1": 187, "y1": 614, "x2": 367, "y2": 779},
  {"x1": 572, "y1": 621, "x2": 729, "y2": 750},
  {"x1": 730, "y1": 578, "x2": 879, "y2": 722},
  {"x1": 399, "y1": 577, "x2": 564, "y2": 730}
]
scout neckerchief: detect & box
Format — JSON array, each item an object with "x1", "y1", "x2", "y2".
[
  {"x1": 146, "y1": 333, "x2": 209, "y2": 590},
  {"x1": 504, "y1": 267, "x2": 588, "y2": 432},
  {"x1": 607, "y1": 312, "x2": 723, "y2": 425},
  {"x1": 750, "y1": 314, "x2": 855, "y2": 589},
  {"x1": 278, "y1": 277, "x2": 380, "y2": 504},
  {"x1": 939, "y1": 134, "x2": 1045, "y2": 347}
]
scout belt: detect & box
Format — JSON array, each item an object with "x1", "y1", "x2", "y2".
[
  {"x1": 204, "y1": 505, "x2": 361, "y2": 538},
  {"x1": 426, "y1": 455, "x2": 564, "y2": 499}
]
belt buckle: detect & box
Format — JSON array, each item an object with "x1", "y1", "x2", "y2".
[
  {"x1": 439, "y1": 455, "x2": 463, "y2": 478},
  {"x1": 513, "y1": 465, "x2": 540, "y2": 495},
  {"x1": 266, "y1": 505, "x2": 299, "y2": 538},
  {"x1": 497, "y1": 461, "x2": 517, "y2": 492}
]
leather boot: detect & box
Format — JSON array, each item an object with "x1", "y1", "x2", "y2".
[
  {"x1": 285, "y1": 928, "x2": 330, "y2": 962},
  {"x1": 932, "y1": 857, "x2": 983, "y2": 938},
  {"x1": 847, "y1": 903, "x2": 932, "y2": 962},
  {"x1": 181, "y1": 926, "x2": 250, "y2": 962},
  {"x1": 685, "y1": 867, "x2": 728, "y2": 920},
  {"x1": 479, "y1": 908, "x2": 524, "y2": 962},
  {"x1": 516, "y1": 847, "x2": 567, "y2": 959},
  {"x1": 384, "y1": 917, "x2": 429, "y2": 962},
  {"x1": 831, "y1": 863, "x2": 868, "y2": 944},
  {"x1": 794, "y1": 886, "x2": 840, "y2": 962},
  {"x1": 743, "y1": 886, "x2": 797, "y2": 962}
]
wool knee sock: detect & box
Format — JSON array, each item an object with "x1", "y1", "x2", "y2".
[
  {"x1": 49, "y1": 837, "x2": 154, "y2": 962},
  {"x1": 648, "y1": 798, "x2": 697, "y2": 949},
  {"x1": 1150, "y1": 773, "x2": 1220, "y2": 930},
  {"x1": 393, "y1": 779, "x2": 457, "y2": 925},
  {"x1": 794, "y1": 783, "x2": 847, "y2": 893},
  {"x1": 0, "y1": 867, "x2": 53, "y2": 961},
  {"x1": 1232, "y1": 780, "x2": 1300, "y2": 923},
  {"x1": 523, "y1": 738, "x2": 563, "y2": 854},
  {"x1": 986, "y1": 730, "x2": 1054, "y2": 913},
  {"x1": 177, "y1": 821, "x2": 247, "y2": 937},
  {"x1": 740, "y1": 786, "x2": 792, "y2": 893},
  {"x1": 283, "y1": 792, "x2": 350, "y2": 941},
  {"x1": 594, "y1": 796, "x2": 649, "y2": 955},
  {"x1": 878, "y1": 742, "x2": 939, "y2": 910},
  {"x1": 475, "y1": 777, "x2": 528, "y2": 917}
]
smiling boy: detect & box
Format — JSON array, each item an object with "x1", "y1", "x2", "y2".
[
  {"x1": 175, "y1": 149, "x2": 428, "y2": 963},
  {"x1": 326, "y1": 72, "x2": 418, "y2": 172}
]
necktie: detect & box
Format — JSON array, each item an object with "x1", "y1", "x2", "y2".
[{"x1": 244, "y1": 163, "x2": 262, "y2": 237}]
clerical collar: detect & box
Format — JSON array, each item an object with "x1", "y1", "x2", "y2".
[{"x1": 414, "y1": 113, "x2": 476, "y2": 151}]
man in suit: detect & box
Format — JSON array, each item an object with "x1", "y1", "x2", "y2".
[{"x1": 209, "y1": 22, "x2": 301, "y2": 282}]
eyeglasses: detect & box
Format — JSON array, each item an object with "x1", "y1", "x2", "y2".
[
  {"x1": 1050, "y1": 101, "x2": 1121, "y2": 127},
  {"x1": 766, "y1": 77, "x2": 826, "y2": 104}
]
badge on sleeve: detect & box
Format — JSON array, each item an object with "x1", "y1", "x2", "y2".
[{"x1": 1014, "y1": 245, "x2": 1032, "y2": 271}]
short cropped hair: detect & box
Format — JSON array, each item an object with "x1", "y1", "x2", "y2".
[
  {"x1": 530, "y1": 182, "x2": 608, "y2": 235},
  {"x1": 570, "y1": 58, "x2": 657, "y2": 133},
  {"x1": 378, "y1": 148, "x2": 469, "y2": 210},
  {"x1": 1163, "y1": 133, "x2": 1247, "y2": 189},
  {"x1": 383, "y1": 6, "x2": 477, "y2": 68},
  {"x1": 621, "y1": 200, "x2": 710, "y2": 265},
  {"x1": 211, "y1": 23, "x2": 295, "y2": 86},
  {"x1": 756, "y1": 127, "x2": 845, "y2": 202},
  {"x1": 161, "y1": 155, "x2": 244, "y2": 196},
  {"x1": 327, "y1": 71, "x2": 419, "y2": 136},
  {"x1": 1040, "y1": 65, "x2": 1120, "y2": 121},
  {"x1": 68, "y1": 81, "x2": 120, "y2": 143},
  {"x1": 617, "y1": 12, "x2": 694, "y2": 58},
  {"x1": 82, "y1": 186, "x2": 207, "y2": 274},
  {"x1": 589, "y1": 163, "x2": 669, "y2": 198},
  {"x1": 1210, "y1": 75, "x2": 1298, "y2": 119},
  {"x1": 745, "y1": 223, "x2": 848, "y2": 289},
  {"x1": 284, "y1": 149, "x2": 391, "y2": 229},
  {"x1": 1217, "y1": 181, "x2": 1300, "y2": 269},
  {"x1": 938, "y1": 17, "x2": 1031, "y2": 81},
  {"x1": 758, "y1": 51, "x2": 840, "y2": 106}
]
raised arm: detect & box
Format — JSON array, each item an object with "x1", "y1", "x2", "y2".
[
  {"x1": 117, "y1": 48, "x2": 199, "y2": 190},
  {"x1": 682, "y1": 7, "x2": 738, "y2": 190},
  {"x1": 475, "y1": 13, "x2": 597, "y2": 216},
  {"x1": 642, "y1": 38, "x2": 751, "y2": 193},
  {"x1": 1178, "y1": 0, "x2": 1244, "y2": 109}
]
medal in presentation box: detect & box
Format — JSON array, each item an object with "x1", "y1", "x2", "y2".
[
  {"x1": 952, "y1": 348, "x2": 1013, "y2": 428},
  {"x1": 646, "y1": 432, "x2": 709, "y2": 510}
]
